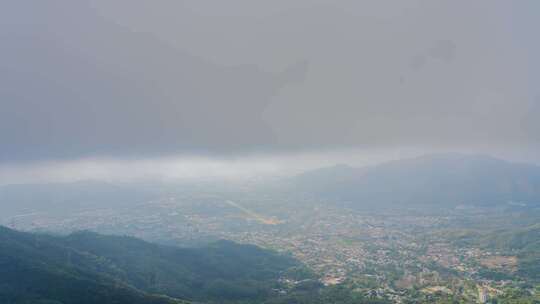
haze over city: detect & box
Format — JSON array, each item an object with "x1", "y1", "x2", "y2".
[{"x1": 1, "y1": 1, "x2": 539, "y2": 304}]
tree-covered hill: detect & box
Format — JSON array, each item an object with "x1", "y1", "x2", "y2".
[
  {"x1": 0, "y1": 226, "x2": 303, "y2": 304},
  {"x1": 443, "y1": 223, "x2": 540, "y2": 283},
  {"x1": 0, "y1": 227, "x2": 186, "y2": 304},
  {"x1": 480, "y1": 224, "x2": 540, "y2": 282}
]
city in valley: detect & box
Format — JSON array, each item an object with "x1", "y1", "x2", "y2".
[
  {"x1": 4, "y1": 172, "x2": 539, "y2": 304},
  {"x1": 3, "y1": 2, "x2": 540, "y2": 304}
]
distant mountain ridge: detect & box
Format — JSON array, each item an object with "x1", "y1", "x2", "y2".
[{"x1": 292, "y1": 154, "x2": 540, "y2": 208}]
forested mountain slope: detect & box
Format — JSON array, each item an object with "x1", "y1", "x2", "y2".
[{"x1": 0, "y1": 226, "x2": 301, "y2": 304}]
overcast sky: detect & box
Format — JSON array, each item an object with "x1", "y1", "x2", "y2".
[{"x1": 1, "y1": 1, "x2": 539, "y2": 183}]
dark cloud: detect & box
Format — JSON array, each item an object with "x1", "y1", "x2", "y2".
[
  {"x1": 1, "y1": 0, "x2": 539, "y2": 163},
  {"x1": 0, "y1": 1, "x2": 307, "y2": 161},
  {"x1": 409, "y1": 40, "x2": 456, "y2": 70}
]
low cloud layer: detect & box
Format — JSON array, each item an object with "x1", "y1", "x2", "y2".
[
  {"x1": 0, "y1": 148, "x2": 427, "y2": 185},
  {"x1": 1, "y1": 0, "x2": 539, "y2": 164}
]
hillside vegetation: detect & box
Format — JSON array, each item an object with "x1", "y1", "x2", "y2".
[{"x1": 0, "y1": 226, "x2": 302, "y2": 304}]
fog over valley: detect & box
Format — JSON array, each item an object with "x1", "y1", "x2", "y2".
[{"x1": 1, "y1": 1, "x2": 540, "y2": 304}]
